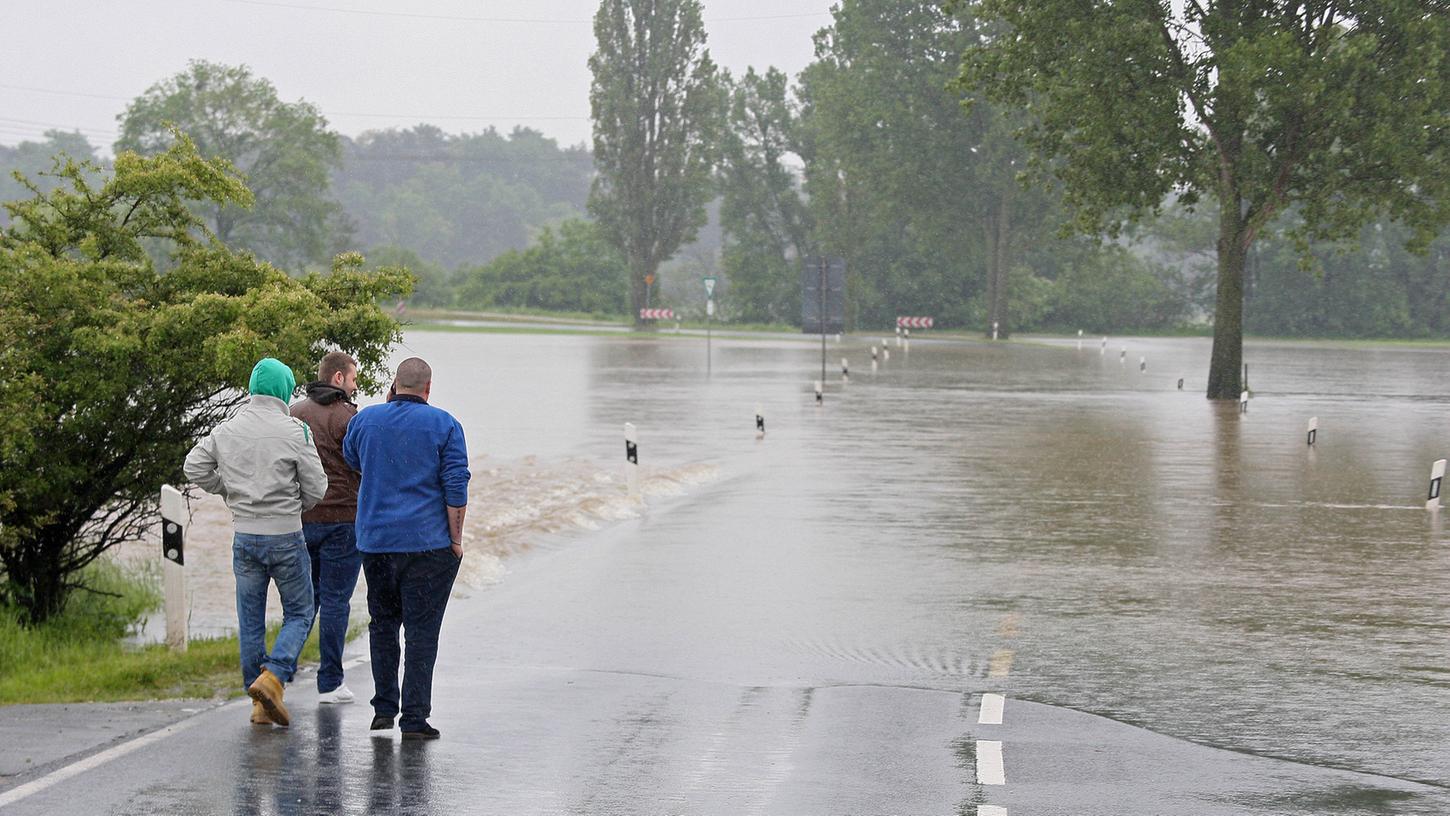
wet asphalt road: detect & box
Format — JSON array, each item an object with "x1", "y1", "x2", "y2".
[{"x1": 4, "y1": 331, "x2": 1450, "y2": 814}]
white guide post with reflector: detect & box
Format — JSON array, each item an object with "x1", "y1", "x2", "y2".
[
  {"x1": 624, "y1": 423, "x2": 640, "y2": 500},
  {"x1": 1307, "y1": 417, "x2": 1318, "y2": 446},
  {"x1": 755, "y1": 404, "x2": 765, "y2": 439},
  {"x1": 1428, "y1": 459, "x2": 1445, "y2": 511},
  {"x1": 159, "y1": 485, "x2": 189, "y2": 652},
  {"x1": 1240, "y1": 390, "x2": 1249, "y2": 413},
  {"x1": 841, "y1": 357, "x2": 849, "y2": 382},
  {"x1": 814, "y1": 380, "x2": 823, "y2": 405}
]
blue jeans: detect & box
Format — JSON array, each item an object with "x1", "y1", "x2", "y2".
[
  {"x1": 303, "y1": 522, "x2": 362, "y2": 693},
  {"x1": 233, "y1": 530, "x2": 313, "y2": 687},
  {"x1": 362, "y1": 547, "x2": 460, "y2": 730}
]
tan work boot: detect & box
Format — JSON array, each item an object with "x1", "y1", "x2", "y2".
[
  {"x1": 250, "y1": 700, "x2": 274, "y2": 725},
  {"x1": 247, "y1": 668, "x2": 290, "y2": 726}
]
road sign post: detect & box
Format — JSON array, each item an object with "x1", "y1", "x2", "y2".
[{"x1": 704, "y1": 276, "x2": 717, "y2": 375}]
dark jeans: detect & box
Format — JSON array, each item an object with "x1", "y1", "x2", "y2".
[
  {"x1": 362, "y1": 547, "x2": 460, "y2": 730},
  {"x1": 303, "y1": 522, "x2": 363, "y2": 693}
]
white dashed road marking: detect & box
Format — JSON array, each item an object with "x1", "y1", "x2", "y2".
[
  {"x1": 978, "y1": 693, "x2": 1005, "y2": 725},
  {"x1": 976, "y1": 739, "x2": 1006, "y2": 785}
]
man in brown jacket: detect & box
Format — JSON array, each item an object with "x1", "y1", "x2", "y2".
[{"x1": 290, "y1": 351, "x2": 363, "y2": 704}]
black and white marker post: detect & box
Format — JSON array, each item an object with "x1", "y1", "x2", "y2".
[
  {"x1": 1240, "y1": 390, "x2": 1250, "y2": 413},
  {"x1": 1428, "y1": 459, "x2": 1445, "y2": 511},
  {"x1": 704, "y1": 275, "x2": 716, "y2": 376},
  {"x1": 755, "y1": 404, "x2": 766, "y2": 440},
  {"x1": 1177, "y1": 378, "x2": 1185, "y2": 390},
  {"x1": 159, "y1": 484, "x2": 189, "y2": 652},
  {"x1": 841, "y1": 357, "x2": 849, "y2": 382},
  {"x1": 814, "y1": 380, "x2": 823, "y2": 406},
  {"x1": 1077, "y1": 329, "x2": 1083, "y2": 351},
  {"x1": 871, "y1": 345, "x2": 878, "y2": 373},
  {"x1": 1307, "y1": 417, "x2": 1318, "y2": 446},
  {"x1": 624, "y1": 422, "x2": 641, "y2": 500}
]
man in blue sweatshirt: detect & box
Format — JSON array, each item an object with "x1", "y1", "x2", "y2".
[{"x1": 343, "y1": 357, "x2": 470, "y2": 740}]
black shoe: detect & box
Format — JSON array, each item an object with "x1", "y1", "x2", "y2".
[
  {"x1": 370, "y1": 714, "x2": 395, "y2": 731},
  {"x1": 401, "y1": 725, "x2": 440, "y2": 741}
]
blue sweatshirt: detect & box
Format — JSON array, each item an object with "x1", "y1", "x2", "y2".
[{"x1": 342, "y1": 394, "x2": 471, "y2": 553}]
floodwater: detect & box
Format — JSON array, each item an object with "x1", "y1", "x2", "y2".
[{"x1": 122, "y1": 328, "x2": 1450, "y2": 806}]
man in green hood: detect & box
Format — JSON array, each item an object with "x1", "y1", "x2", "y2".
[{"x1": 184, "y1": 357, "x2": 329, "y2": 727}]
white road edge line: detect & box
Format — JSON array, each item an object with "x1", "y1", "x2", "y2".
[
  {"x1": 0, "y1": 711, "x2": 214, "y2": 808},
  {"x1": 0, "y1": 656, "x2": 373, "y2": 807},
  {"x1": 976, "y1": 739, "x2": 1006, "y2": 786},
  {"x1": 978, "y1": 693, "x2": 1005, "y2": 725},
  {"x1": 978, "y1": 806, "x2": 1008, "y2": 816}
]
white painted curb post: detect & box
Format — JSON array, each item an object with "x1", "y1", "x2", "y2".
[
  {"x1": 992, "y1": 321, "x2": 999, "y2": 341},
  {"x1": 841, "y1": 357, "x2": 849, "y2": 382},
  {"x1": 1139, "y1": 356, "x2": 1147, "y2": 372},
  {"x1": 895, "y1": 325, "x2": 901, "y2": 347},
  {"x1": 1101, "y1": 336, "x2": 1107, "y2": 355},
  {"x1": 903, "y1": 328, "x2": 910, "y2": 354},
  {"x1": 1077, "y1": 328, "x2": 1083, "y2": 350},
  {"x1": 1428, "y1": 459, "x2": 1445, "y2": 511},
  {"x1": 624, "y1": 423, "x2": 640, "y2": 500},
  {"x1": 871, "y1": 345, "x2": 878, "y2": 373},
  {"x1": 159, "y1": 485, "x2": 189, "y2": 652},
  {"x1": 1240, "y1": 390, "x2": 1249, "y2": 413},
  {"x1": 755, "y1": 404, "x2": 765, "y2": 440},
  {"x1": 1307, "y1": 417, "x2": 1318, "y2": 446},
  {"x1": 814, "y1": 380, "x2": 823, "y2": 406}
]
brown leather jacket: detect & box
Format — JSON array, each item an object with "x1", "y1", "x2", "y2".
[{"x1": 290, "y1": 382, "x2": 359, "y2": 523}]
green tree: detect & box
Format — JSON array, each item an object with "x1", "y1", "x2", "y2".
[
  {"x1": 456, "y1": 219, "x2": 630, "y2": 315},
  {"x1": 797, "y1": 0, "x2": 1059, "y2": 334},
  {"x1": 334, "y1": 125, "x2": 594, "y2": 270},
  {"x1": 0, "y1": 133, "x2": 409, "y2": 625},
  {"x1": 955, "y1": 0, "x2": 1450, "y2": 397},
  {"x1": 588, "y1": 0, "x2": 726, "y2": 325},
  {"x1": 117, "y1": 60, "x2": 348, "y2": 268},
  {"x1": 0, "y1": 131, "x2": 102, "y2": 214},
  {"x1": 719, "y1": 67, "x2": 811, "y2": 324},
  {"x1": 364, "y1": 245, "x2": 453, "y2": 308}
]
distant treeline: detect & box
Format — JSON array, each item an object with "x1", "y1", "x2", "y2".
[{"x1": 3, "y1": 3, "x2": 1448, "y2": 340}]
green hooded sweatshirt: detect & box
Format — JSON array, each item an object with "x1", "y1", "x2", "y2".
[{"x1": 249, "y1": 358, "x2": 296, "y2": 402}]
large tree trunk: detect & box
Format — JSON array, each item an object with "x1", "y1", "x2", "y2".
[
  {"x1": 630, "y1": 255, "x2": 657, "y2": 329},
  {"x1": 1207, "y1": 192, "x2": 1247, "y2": 400},
  {"x1": 984, "y1": 192, "x2": 1011, "y2": 339}
]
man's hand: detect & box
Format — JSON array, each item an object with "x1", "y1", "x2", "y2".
[{"x1": 451, "y1": 539, "x2": 464, "y2": 559}]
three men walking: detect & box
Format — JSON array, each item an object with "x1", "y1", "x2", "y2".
[{"x1": 185, "y1": 354, "x2": 469, "y2": 739}]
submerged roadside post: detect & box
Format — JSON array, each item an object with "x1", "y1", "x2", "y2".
[
  {"x1": 625, "y1": 422, "x2": 640, "y2": 500},
  {"x1": 159, "y1": 484, "x2": 189, "y2": 652},
  {"x1": 814, "y1": 379, "x2": 823, "y2": 406},
  {"x1": 755, "y1": 405, "x2": 765, "y2": 439},
  {"x1": 1428, "y1": 459, "x2": 1445, "y2": 511},
  {"x1": 1240, "y1": 390, "x2": 1250, "y2": 413},
  {"x1": 1307, "y1": 417, "x2": 1318, "y2": 446},
  {"x1": 841, "y1": 357, "x2": 849, "y2": 382}
]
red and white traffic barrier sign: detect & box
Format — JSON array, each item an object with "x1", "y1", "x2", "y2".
[
  {"x1": 896, "y1": 316, "x2": 934, "y2": 329},
  {"x1": 639, "y1": 308, "x2": 674, "y2": 320}
]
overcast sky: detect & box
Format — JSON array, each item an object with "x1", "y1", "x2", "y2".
[{"x1": 0, "y1": 0, "x2": 835, "y2": 153}]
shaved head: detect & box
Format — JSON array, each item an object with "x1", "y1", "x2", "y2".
[{"x1": 395, "y1": 357, "x2": 432, "y2": 392}]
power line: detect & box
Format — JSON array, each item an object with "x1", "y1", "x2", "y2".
[
  {"x1": 0, "y1": 82, "x2": 584, "y2": 124},
  {"x1": 220, "y1": 0, "x2": 832, "y2": 24}
]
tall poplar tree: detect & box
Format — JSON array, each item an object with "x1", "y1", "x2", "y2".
[
  {"x1": 588, "y1": 0, "x2": 725, "y2": 325},
  {"x1": 954, "y1": 1, "x2": 1450, "y2": 398}
]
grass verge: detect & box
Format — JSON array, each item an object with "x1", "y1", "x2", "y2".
[{"x1": 0, "y1": 560, "x2": 362, "y2": 705}]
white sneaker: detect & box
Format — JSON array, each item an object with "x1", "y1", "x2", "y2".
[{"x1": 318, "y1": 684, "x2": 355, "y2": 704}]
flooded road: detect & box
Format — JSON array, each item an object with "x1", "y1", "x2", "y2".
[{"x1": 11, "y1": 330, "x2": 1450, "y2": 813}]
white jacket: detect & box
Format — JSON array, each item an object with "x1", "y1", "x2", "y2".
[{"x1": 183, "y1": 395, "x2": 329, "y2": 534}]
